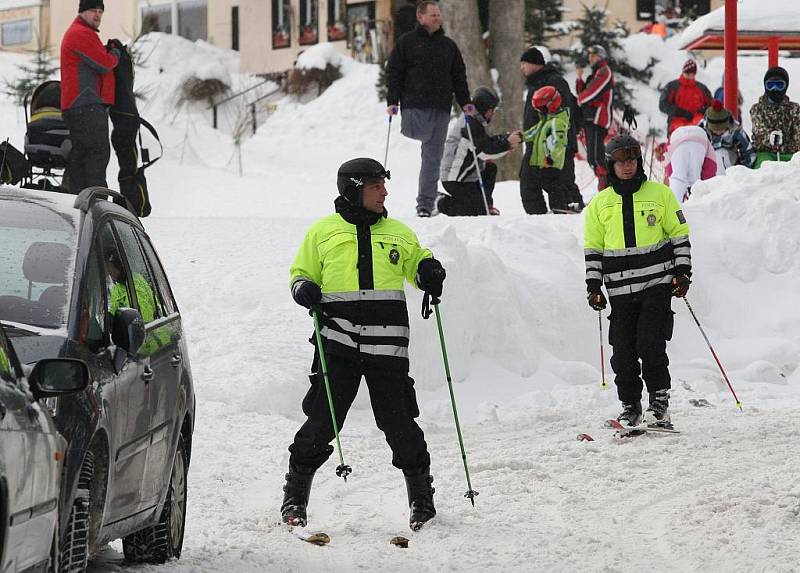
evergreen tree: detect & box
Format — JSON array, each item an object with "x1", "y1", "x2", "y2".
[
  {"x1": 525, "y1": 0, "x2": 566, "y2": 46},
  {"x1": 566, "y1": 4, "x2": 655, "y2": 115},
  {"x1": 3, "y1": 37, "x2": 59, "y2": 106}
]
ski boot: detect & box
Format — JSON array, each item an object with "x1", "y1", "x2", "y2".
[
  {"x1": 616, "y1": 401, "x2": 642, "y2": 427},
  {"x1": 644, "y1": 389, "x2": 671, "y2": 428},
  {"x1": 404, "y1": 466, "x2": 436, "y2": 531},
  {"x1": 281, "y1": 463, "x2": 316, "y2": 527}
]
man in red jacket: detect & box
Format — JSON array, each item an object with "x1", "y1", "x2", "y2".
[
  {"x1": 61, "y1": 0, "x2": 120, "y2": 193},
  {"x1": 576, "y1": 45, "x2": 614, "y2": 190},
  {"x1": 658, "y1": 59, "x2": 712, "y2": 137}
]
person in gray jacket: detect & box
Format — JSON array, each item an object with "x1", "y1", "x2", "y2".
[
  {"x1": 386, "y1": 1, "x2": 474, "y2": 217},
  {"x1": 437, "y1": 87, "x2": 521, "y2": 216}
]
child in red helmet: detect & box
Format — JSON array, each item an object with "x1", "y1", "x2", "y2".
[{"x1": 520, "y1": 86, "x2": 573, "y2": 213}]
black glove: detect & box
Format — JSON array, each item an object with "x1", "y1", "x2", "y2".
[
  {"x1": 107, "y1": 38, "x2": 124, "y2": 51},
  {"x1": 671, "y1": 274, "x2": 691, "y2": 298},
  {"x1": 675, "y1": 107, "x2": 694, "y2": 120},
  {"x1": 587, "y1": 291, "x2": 607, "y2": 311},
  {"x1": 622, "y1": 104, "x2": 638, "y2": 130},
  {"x1": 416, "y1": 258, "x2": 446, "y2": 299},
  {"x1": 292, "y1": 280, "x2": 322, "y2": 309}
]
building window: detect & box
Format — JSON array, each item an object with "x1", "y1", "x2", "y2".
[
  {"x1": 636, "y1": 0, "x2": 656, "y2": 20},
  {"x1": 272, "y1": 0, "x2": 291, "y2": 49},
  {"x1": 141, "y1": 4, "x2": 172, "y2": 35},
  {"x1": 299, "y1": 0, "x2": 318, "y2": 46},
  {"x1": 1, "y1": 19, "x2": 32, "y2": 46},
  {"x1": 231, "y1": 6, "x2": 239, "y2": 51},
  {"x1": 327, "y1": 0, "x2": 347, "y2": 41},
  {"x1": 178, "y1": 0, "x2": 207, "y2": 41},
  {"x1": 681, "y1": 0, "x2": 710, "y2": 16}
]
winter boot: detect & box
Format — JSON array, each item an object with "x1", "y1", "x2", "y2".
[
  {"x1": 404, "y1": 467, "x2": 436, "y2": 531},
  {"x1": 644, "y1": 389, "x2": 671, "y2": 428},
  {"x1": 616, "y1": 402, "x2": 642, "y2": 427},
  {"x1": 280, "y1": 463, "x2": 316, "y2": 527}
]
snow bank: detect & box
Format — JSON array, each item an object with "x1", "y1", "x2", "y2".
[
  {"x1": 295, "y1": 42, "x2": 355, "y2": 73},
  {"x1": 682, "y1": 0, "x2": 800, "y2": 46}
]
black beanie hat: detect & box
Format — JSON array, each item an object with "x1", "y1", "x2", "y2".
[
  {"x1": 520, "y1": 47, "x2": 545, "y2": 66},
  {"x1": 79, "y1": 0, "x2": 104, "y2": 12}
]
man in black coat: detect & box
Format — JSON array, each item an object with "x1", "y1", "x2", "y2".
[
  {"x1": 519, "y1": 47, "x2": 584, "y2": 214},
  {"x1": 386, "y1": 0, "x2": 474, "y2": 217}
]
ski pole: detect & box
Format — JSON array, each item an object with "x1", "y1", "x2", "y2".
[
  {"x1": 598, "y1": 310, "x2": 607, "y2": 390},
  {"x1": 433, "y1": 302, "x2": 479, "y2": 506},
  {"x1": 682, "y1": 298, "x2": 742, "y2": 410},
  {"x1": 464, "y1": 116, "x2": 492, "y2": 216},
  {"x1": 311, "y1": 309, "x2": 352, "y2": 481},
  {"x1": 384, "y1": 115, "x2": 393, "y2": 168}
]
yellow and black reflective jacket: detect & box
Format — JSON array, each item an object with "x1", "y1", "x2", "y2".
[
  {"x1": 290, "y1": 203, "x2": 432, "y2": 371},
  {"x1": 584, "y1": 180, "x2": 691, "y2": 299}
]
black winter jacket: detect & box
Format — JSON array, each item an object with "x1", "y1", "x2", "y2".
[
  {"x1": 523, "y1": 63, "x2": 579, "y2": 152},
  {"x1": 386, "y1": 26, "x2": 471, "y2": 112}
]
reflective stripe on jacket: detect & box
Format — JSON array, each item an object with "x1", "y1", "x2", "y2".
[
  {"x1": 290, "y1": 213, "x2": 432, "y2": 370},
  {"x1": 583, "y1": 180, "x2": 691, "y2": 298}
]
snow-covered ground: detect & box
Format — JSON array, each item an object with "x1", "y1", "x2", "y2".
[{"x1": 3, "y1": 31, "x2": 800, "y2": 572}]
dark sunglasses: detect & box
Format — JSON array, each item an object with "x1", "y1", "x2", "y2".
[
  {"x1": 765, "y1": 79, "x2": 787, "y2": 92},
  {"x1": 609, "y1": 146, "x2": 641, "y2": 161}
]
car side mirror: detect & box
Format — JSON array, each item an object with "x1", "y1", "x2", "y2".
[
  {"x1": 29, "y1": 358, "x2": 90, "y2": 399},
  {"x1": 112, "y1": 307, "x2": 145, "y2": 356}
]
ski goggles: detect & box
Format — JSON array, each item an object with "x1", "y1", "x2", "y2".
[
  {"x1": 765, "y1": 78, "x2": 787, "y2": 92},
  {"x1": 608, "y1": 146, "x2": 642, "y2": 161}
]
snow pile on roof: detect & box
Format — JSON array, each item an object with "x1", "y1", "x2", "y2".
[{"x1": 682, "y1": 0, "x2": 800, "y2": 46}]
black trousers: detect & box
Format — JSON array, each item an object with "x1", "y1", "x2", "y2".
[
  {"x1": 439, "y1": 162, "x2": 496, "y2": 216},
  {"x1": 608, "y1": 287, "x2": 674, "y2": 405},
  {"x1": 63, "y1": 104, "x2": 110, "y2": 193},
  {"x1": 583, "y1": 123, "x2": 607, "y2": 171},
  {"x1": 288, "y1": 351, "x2": 431, "y2": 472},
  {"x1": 519, "y1": 151, "x2": 571, "y2": 214}
]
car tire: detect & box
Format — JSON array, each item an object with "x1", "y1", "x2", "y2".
[
  {"x1": 59, "y1": 450, "x2": 94, "y2": 573},
  {"x1": 122, "y1": 433, "x2": 187, "y2": 564}
]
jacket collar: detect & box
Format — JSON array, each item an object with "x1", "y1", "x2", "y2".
[
  {"x1": 334, "y1": 196, "x2": 386, "y2": 225},
  {"x1": 415, "y1": 24, "x2": 444, "y2": 38},
  {"x1": 74, "y1": 15, "x2": 100, "y2": 33},
  {"x1": 525, "y1": 63, "x2": 558, "y2": 86}
]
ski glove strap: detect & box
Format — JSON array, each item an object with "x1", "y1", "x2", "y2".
[
  {"x1": 671, "y1": 274, "x2": 691, "y2": 298},
  {"x1": 587, "y1": 291, "x2": 607, "y2": 311},
  {"x1": 421, "y1": 291, "x2": 440, "y2": 319}
]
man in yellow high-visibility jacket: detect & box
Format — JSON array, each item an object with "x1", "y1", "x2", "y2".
[
  {"x1": 282, "y1": 158, "x2": 446, "y2": 532},
  {"x1": 583, "y1": 135, "x2": 692, "y2": 428}
]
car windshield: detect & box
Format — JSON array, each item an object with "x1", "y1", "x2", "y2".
[{"x1": 0, "y1": 197, "x2": 78, "y2": 330}]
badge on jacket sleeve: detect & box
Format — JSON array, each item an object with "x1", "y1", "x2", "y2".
[
  {"x1": 676, "y1": 210, "x2": 686, "y2": 224},
  {"x1": 647, "y1": 214, "x2": 656, "y2": 226},
  {"x1": 389, "y1": 248, "x2": 400, "y2": 264}
]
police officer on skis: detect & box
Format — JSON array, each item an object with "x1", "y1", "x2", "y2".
[
  {"x1": 583, "y1": 135, "x2": 692, "y2": 427},
  {"x1": 281, "y1": 158, "x2": 446, "y2": 530}
]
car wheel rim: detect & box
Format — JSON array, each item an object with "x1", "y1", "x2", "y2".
[{"x1": 170, "y1": 446, "x2": 186, "y2": 546}]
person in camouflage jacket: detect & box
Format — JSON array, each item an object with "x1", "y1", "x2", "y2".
[{"x1": 749, "y1": 66, "x2": 800, "y2": 168}]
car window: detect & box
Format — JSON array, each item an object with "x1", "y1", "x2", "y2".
[
  {"x1": 0, "y1": 198, "x2": 78, "y2": 329},
  {"x1": 79, "y1": 247, "x2": 108, "y2": 353},
  {"x1": 98, "y1": 223, "x2": 133, "y2": 318},
  {"x1": 113, "y1": 222, "x2": 165, "y2": 324},
  {"x1": 135, "y1": 229, "x2": 177, "y2": 316}
]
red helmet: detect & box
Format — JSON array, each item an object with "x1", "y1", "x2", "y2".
[{"x1": 532, "y1": 86, "x2": 562, "y2": 114}]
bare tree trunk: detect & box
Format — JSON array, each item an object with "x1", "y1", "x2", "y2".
[
  {"x1": 490, "y1": 0, "x2": 525, "y2": 182},
  {"x1": 439, "y1": 0, "x2": 492, "y2": 97}
]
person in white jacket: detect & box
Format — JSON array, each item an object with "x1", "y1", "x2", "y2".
[{"x1": 664, "y1": 125, "x2": 717, "y2": 203}]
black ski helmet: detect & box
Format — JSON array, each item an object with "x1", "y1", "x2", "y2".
[
  {"x1": 473, "y1": 86, "x2": 500, "y2": 116},
  {"x1": 605, "y1": 134, "x2": 642, "y2": 165},
  {"x1": 337, "y1": 158, "x2": 390, "y2": 204},
  {"x1": 764, "y1": 66, "x2": 789, "y2": 102}
]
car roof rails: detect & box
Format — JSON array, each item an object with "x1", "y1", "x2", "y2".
[{"x1": 73, "y1": 186, "x2": 128, "y2": 213}]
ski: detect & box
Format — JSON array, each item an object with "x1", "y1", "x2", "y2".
[
  {"x1": 604, "y1": 418, "x2": 680, "y2": 437},
  {"x1": 289, "y1": 526, "x2": 330, "y2": 546}
]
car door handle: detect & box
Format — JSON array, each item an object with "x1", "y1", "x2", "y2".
[
  {"x1": 142, "y1": 366, "x2": 155, "y2": 383},
  {"x1": 170, "y1": 354, "x2": 183, "y2": 367}
]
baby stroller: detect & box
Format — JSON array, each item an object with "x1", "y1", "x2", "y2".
[{"x1": 23, "y1": 80, "x2": 71, "y2": 190}]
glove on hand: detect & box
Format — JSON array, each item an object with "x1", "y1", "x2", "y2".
[
  {"x1": 292, "y1": 280, "x2": 322, "y2": 309},
  {"x1": 622, "y1": 104, "x2": 638, "y2": 130},
  {"x1": 671, "y1": 274, "x2": 691, "y2": 298},
  {"x1": 106, "y1": 38, "x2": 124, "y2": 52},
  {"x1": 416, "y1": 258, "x2": 446, "y2": 299},
  {"x1": 587, "y1": 291, "x2": 607, "y2": 311},
  {"x1": 676, "y1": 108, "x2": 694, "y2": 120}
]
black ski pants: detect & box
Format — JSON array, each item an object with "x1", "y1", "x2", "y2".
[
  {"x1": 583, "y1": 123, "x2": 607, "y2": 172},
  {"x1": 289, "y1": 351, "x2": 431, "y2": 472},
  {"x1": 519, "y1": 152, "x2": 571, "y2": 214},
  {"x1": 439, "y1": 162, "x2": 496, "y2": 216},
  {"x1": 608, "y1": 287, "x2": 674, "y2": 405},
  {"x1": 63, "y1": 104, "x2": 110, "y2": 193}
]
